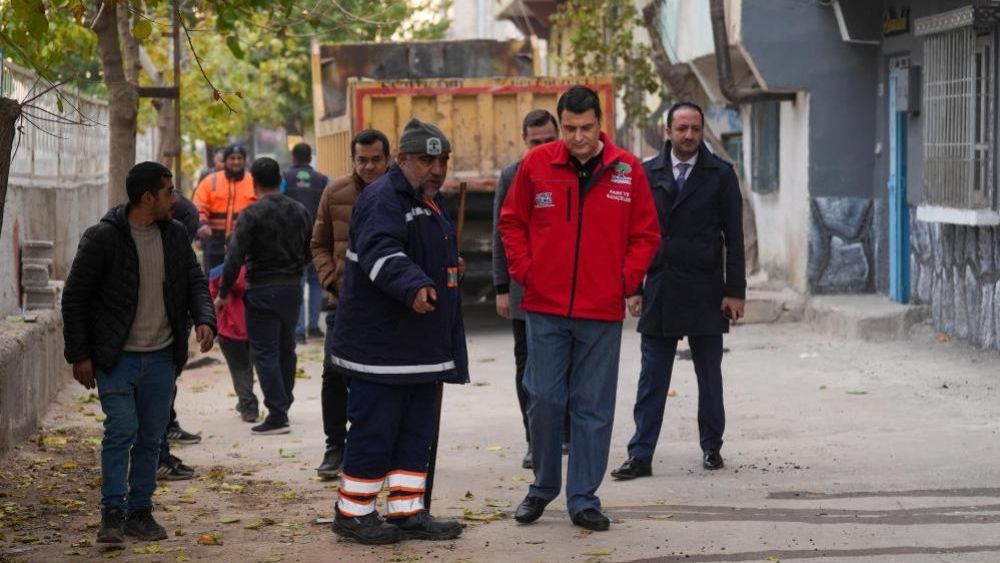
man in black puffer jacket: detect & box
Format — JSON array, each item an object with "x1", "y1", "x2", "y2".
[{"x1": 62, "y1": 161, "x2": 217, "y2": 545}]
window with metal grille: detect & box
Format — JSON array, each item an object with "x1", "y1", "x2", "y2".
[
  {"x1": 750, "y1": 101, "x2": 780, "y2": 194},
  {"x1": 922, "y1": 27, "x2": 993, "y2": 209}
]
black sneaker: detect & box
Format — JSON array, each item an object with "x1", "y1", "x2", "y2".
[
  {"x1": 157, "y1": 455, "x2": 195, "y2": 481},
  {"x1": 332, "y1": 508, "x2": 402, "y2": 545},
  {"x1": 166, "y1": 425, "x2": 202, "y2": 445},
  {"x1": 252, "y1": 419, "x2": 290, "y2": 435},
  {"x1": 97, "y1": 509, "x2": 126, "y2": 544},
  {"x1": 308, "y1": 327, "x2": 324, "y2": 338},
  {"x1": 317, "y1": 446, "x2": 344, "y2": 479},
  {"x1": 124, "y1": 510, "x2": 167, "y2": 541},
  {"x1": 240, "y1": 409, "x2": 259, "y2": 423},
  {"x1": 392, "y1": 510, "x2": 463, "y2": 541}
]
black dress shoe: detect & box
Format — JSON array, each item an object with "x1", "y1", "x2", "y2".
[
  {"x1": 514, "y1": 495, "x2": 550, "y2": 524},
  {"x1": 571, "y1": 508, "x2": 610, "y2": 531},
  {"x1": 703, "y1": 450, "x2": 724, "y2": 470},
  {"x1": 610, "y1": 457, "x2": 652, "y2": 480}
]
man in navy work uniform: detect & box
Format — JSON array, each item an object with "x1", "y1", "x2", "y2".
[
  {"x1": 330, "y1": 118, "x2": 468, "y2": 545},
  {"x1": 610, "y1": 101, "x2": 746, "y2": 479}
]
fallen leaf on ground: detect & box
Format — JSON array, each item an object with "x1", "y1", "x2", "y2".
[
  {"x1": 176, "y1": 554, "x2": 190, "y2": 562},
  {"x1": 134, "y1": 543, "x2": 162, "y2": 554},
  {"x1": 484, "y1": 498, "x2": 510, "y2": 508},
  {"x1": 461, "y1": 491, "x2": 474, "y2": 501},
  {"x1": 486, "y1": 445, "x2": 503, "y2": 452},
  {"x1": 846, "y1": 390, "x2": 868, "y2": 395},
  {"x1": 938, "y1": 333, "x2": 950, "y2": 343},
  {"x1": 42, "y1": 436, "x2": 68, "y2": 446},
  {"x1": 472, "y1": 381, "x2": 491, "y2": 387},
  {"x1": 647, "y1": 514, "x2": 674, "y2": 520},
  {"x1": 462, "y1": 508, "x2": 506, "y2": 521},
  {"x1": 220, "y1": 516, "x2": 241, "y2": 524},
  {"x1": 583, "y1": 548, "x2": 613, "y2": 556},
  {"x1": 75, "y1": 394, "x2": 99, "y2": 404},
  {"x1": 478, "y1": 357, "x2": 496, "y2": 363},
  {"x1": 197, "y1": 533, "x2": 223, "y2": 545},
  {"x1": 766, "y1": 557, "x2": 781, "y2": 562},
  {"x1": 524, "y1": 540, "x2": 545, "y2": 544},
  {"x1": 95, "y1": 415, "x2": 106, "y2": 422},
  {"x1": 64, "y1": 549, "x2": 85, "y2": 556},
  {"x1": 103, "y1": 546, "x2": 125, "y2": 558},
  {"x1": 667, "y1": 389, "x2": 678, "y2": 397},
  {"x1": 82, "y1": 438, "x2": 101, "y2": 447},
  {"x1": 191, "y1": 384, "x2": 209, "y2": 393},
  {"x1": 175, "y1": 529, "x2": 186, "y2": 536},
  {"x1": 511, "y1": 475, "x2": 528, "y2": 482},
  {"x1": 245, "y1": 518, "x2": 276, "y2": 530},
  {"x1": 61, "y1": 461, "x2": 79, "y2": 470},
  {"x1": 280, "y1": 491, "x2": 298, "y2": 501}
]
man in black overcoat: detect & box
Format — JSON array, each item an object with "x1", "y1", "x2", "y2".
[{"x1": 611, "y1": 102, "x2": 746, "y2": 477}]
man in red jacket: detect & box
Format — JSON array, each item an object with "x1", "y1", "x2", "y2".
[{"x1": 499, "y1": 85, "x2": 661, "y2": 531}]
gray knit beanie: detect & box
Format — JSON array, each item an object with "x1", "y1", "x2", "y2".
[{"x1": 398, "y1": 118, "x2": 451, "y2": 155}]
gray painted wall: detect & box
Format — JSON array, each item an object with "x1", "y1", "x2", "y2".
[{"x1": 742, "y1": 0, "x2": 879, "y2": 199}]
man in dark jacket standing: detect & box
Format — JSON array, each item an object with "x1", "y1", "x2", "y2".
[
  {"x1": 62, "y1": 161, "x2": 216, "y2": 544},
  {"x1": 283, "y1": 142, "x2": 330, "y2": 343},
  {"x1": 330, "y1": 119, "x2": 467, "y2": 545},
  {"x1": 216, "y1": 157, "x2": 312, "y2": 436},
  {"x1": 611, "y1": 102, "x2": 746, "y2": 479},
  {"x1": 492, "y1": 109, "x2": 559, "y2": 469},
  {"x1": 310, "y1": 129, "x2": 390, "y2": 479},
  {"x1": 499, "y1": 86, "x2": 661, "y2": 532}
]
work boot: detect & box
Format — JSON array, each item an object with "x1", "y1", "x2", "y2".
[
  {"x1": 392, "y1": 510, "x2": 463, "y2": 541},
  {"x1": 96, "y1": 509, "x2": 126, "y2": 544},
  {"x1": 332, "y1": 507, "x2": 402, "y2": 545},
  {"x1": 124, "y1": 509, "x2": 168, "y2": 541},
  {"x1": 316, "y1": 446, "x2": 344, "y2": 479}
]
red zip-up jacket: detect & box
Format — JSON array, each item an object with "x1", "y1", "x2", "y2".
[{"x1": 499, "y1": 133, "x2": 661, "y2": 321}]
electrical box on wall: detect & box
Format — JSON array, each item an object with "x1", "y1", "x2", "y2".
[{"x1": 894, "y1": 65, "x2": 921, "y2": 114}]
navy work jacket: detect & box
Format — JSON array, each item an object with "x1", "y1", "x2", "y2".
[{"x1": 329, "y1": 165, "x2": 469, "y2": 385}]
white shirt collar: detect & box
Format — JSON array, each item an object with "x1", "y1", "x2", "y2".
[{"x1": 670, "y1": 151, "x2": 697, "y2": 170}]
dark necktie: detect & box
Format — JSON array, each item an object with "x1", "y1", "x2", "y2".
[{"x1": 676, "y1": 162, "x2": 690, "y2": 192}]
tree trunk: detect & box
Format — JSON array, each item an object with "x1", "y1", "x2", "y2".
[
  {"x1": 0, "y1": 97, "x2": 22, "y2": 242},
  {"x1": 95, "y1": 0, "x2": 138, "y2": 208},
  {"x1": 138, "y1": 47, "x2": 177, "y2": 168}
]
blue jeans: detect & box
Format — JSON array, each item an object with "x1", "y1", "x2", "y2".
[
  {"x1": 627, "y1": 334, "x2": 725, "y2": 460},
  {"x1": 96, "y1": 349, "x2": 176, "y2": 512},
  {"x1": 246, "y1": 285, "x2": 302, "y2": 426},
  {"x1": 524, "y1": 312, "x2": 622, "y2": 516},
  {"x1": 296, "y1": 264, "x2": 323, "y2": 335}
]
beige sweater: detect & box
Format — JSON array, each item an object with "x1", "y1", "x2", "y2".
[{"x1": 123, "y1": 223, "x2": 174, "y2": 352}]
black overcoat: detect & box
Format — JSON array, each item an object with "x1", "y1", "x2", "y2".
[{"x1": 637, "y1": 142, "x2": 746, "y2": 337}]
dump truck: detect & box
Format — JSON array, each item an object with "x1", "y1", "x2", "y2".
[{"x1": 310, "y1": 40, "x2": 614, "y2": 298}]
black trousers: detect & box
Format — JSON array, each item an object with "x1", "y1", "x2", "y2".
[
  {"x1": 322, "y1": 311, "x2": 349, "y2": 449},
  {"x1": 512, "y1": 318, "x2": 570, "y2": 447}
]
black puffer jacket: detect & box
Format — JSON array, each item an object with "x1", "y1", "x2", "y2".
[{"x1": 62, "y1": 205, "x2": 217, "y2": 373}]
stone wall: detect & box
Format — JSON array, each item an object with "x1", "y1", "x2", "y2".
[
  {"x1": 0, "y1": 311, "x2": 71, "y2": 451},
  {"x1": 808, "y1": 197, "x2": 876, "y2": 293},
  {"x1": 910, "y1": 215, "x2": 999, "y2": 349}
]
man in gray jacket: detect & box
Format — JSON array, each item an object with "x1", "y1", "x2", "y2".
[{"x1": 492, "y1": 109, "x2": 559, "y2": 469}]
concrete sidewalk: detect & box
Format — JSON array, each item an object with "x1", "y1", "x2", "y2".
[{"x1": 2, "y1": 305, "x2": 999, "y2": 562}]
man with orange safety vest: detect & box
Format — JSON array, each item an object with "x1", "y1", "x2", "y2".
[{"x1": 193, "y1": 144, "x2": 257, "y2": 274}]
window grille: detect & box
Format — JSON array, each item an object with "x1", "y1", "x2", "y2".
[
  {"x1": 922, "y1": 26, "x2": 993, "y2": 208},
  {"x1": 750, "y1": 101, "x2": 780, "y2": 194}
]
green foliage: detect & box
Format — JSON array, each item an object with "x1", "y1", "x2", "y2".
[
  {"x1": 0, "y1": 0, "x2": 451, "y2": 141},
  {"x1": 550, "y1": 0, "x2": 660, "y2": 129}
]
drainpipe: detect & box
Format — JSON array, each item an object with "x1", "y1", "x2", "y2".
[{"x1": 710, "y1": 0, "x2": 796, "y2": 103}]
